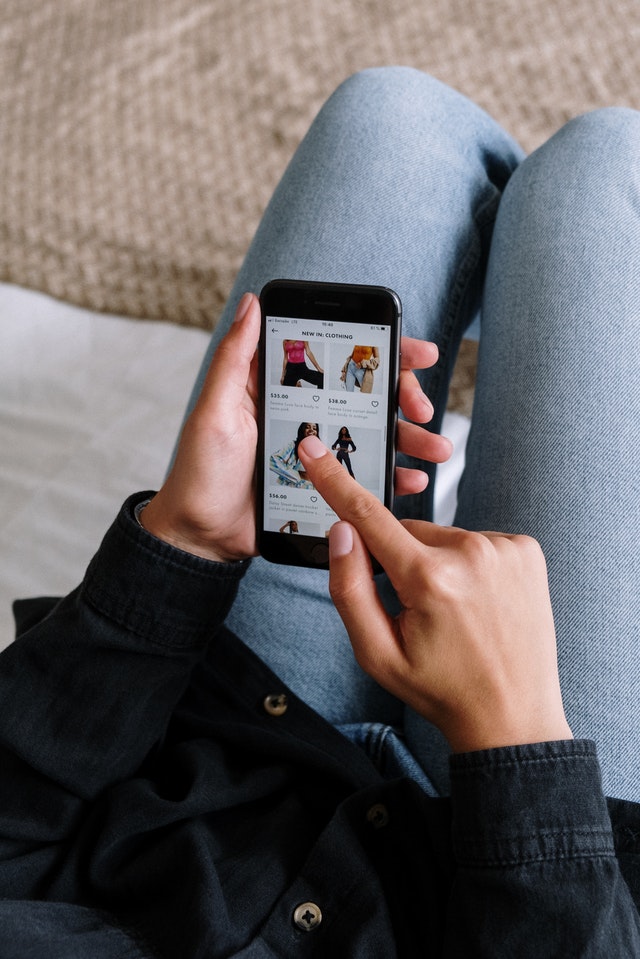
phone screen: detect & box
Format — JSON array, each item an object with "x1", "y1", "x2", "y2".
[{"x1": 258, "y1": 280, "x2": 401, "y2": 567}]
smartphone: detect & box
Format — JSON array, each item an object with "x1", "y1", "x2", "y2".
[{"x1": 257, "y1": 279, "x2": 402, "y2": 568}]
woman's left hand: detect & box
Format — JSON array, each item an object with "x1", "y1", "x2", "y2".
[
  {"x1": 140, "y1": 292, "x2": 451, "y2": 562},
  {"x1": 140, "y1": 292, "x2": 261, "y2": 562}
]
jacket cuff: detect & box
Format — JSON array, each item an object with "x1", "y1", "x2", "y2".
[
  {"x1": 82, "y1": 492, "x2": 250, "y2": 650},
  {"x1": 449, "y1": 740, "x2": 615, "y2": 867}
]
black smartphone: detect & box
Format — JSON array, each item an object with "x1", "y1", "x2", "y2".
[{"x1": 257, "y1": 279, "x2": 402, "y2": 568}]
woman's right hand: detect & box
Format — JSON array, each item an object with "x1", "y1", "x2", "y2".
[{"x1": 298, "y1": 436, "x2": 573, "y2": 754}]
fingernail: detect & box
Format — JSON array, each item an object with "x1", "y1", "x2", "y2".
[
  {"x1": 234, "y1": 292, "x2": 253, "y2": 323},
  {"x1": 330, "y1": 522, "x2": 353, "y2": 558},
  {"x1": 300, "y1": 435, "x2": 326, "y2": 458}
]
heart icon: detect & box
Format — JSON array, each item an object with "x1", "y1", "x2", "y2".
[
  {"x1": 312, "y1": 395, "x2": 320, "y2": 402},
  {"x1": 310, "y1": 496, "x2": 318, "y2": 503},
  {"x1": 371, "y1": 400, "x2": 379, "y2": 408}
]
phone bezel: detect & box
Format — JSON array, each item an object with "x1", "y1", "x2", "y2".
[{"x1": 257, "y1": 279, "x2": 402, "y2": 569}]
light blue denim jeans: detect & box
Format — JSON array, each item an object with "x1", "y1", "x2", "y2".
[
  {"x1": 344, "y1": 359, "x2": 366, "y2": 392},
  {"x1": 182, "y1": 68, "x2": 640, "y2": 801}
]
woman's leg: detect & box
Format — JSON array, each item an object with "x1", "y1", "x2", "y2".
[
  {"x1": 281, "y1": 362, "x2": 304, "y2": 387},
  {"x1": 336, "y1": 450, "x2": 354, "y2": 477},
  {"x1": 300, "y1": 368, "x2": 324, "y2": 390},
  {"x1": 344, "y1": 453, "x2": 355, "y2": 478},
  {"x1": 183, "y1": 67, "x2": 523, "y2": 725},
  {"x1": 344, "y1": 360, "x2": 358, "y2": 392},
  {"x1": 408, "y1": 107, "x2": 640, "y2": 800}
]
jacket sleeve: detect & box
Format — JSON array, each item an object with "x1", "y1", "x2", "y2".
[
  {"x1": 445, "y1": 740, "x2": 640, "y2": 956},
  {"x1": 0, "y1": 493, "x2": 249, "y2": 856}
]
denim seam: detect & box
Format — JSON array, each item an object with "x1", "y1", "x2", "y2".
[
  {"x1": 428, "y1": 189, "x2": 499, "y2": 408},
  {"x1": 456, "y1": 827, "x2": 615, "y2": 867},
  {"x1": 364, "y1": 722, "x2": 391, "y2": 770},
  {"x1": 457, "y1": 826, "x2": 614, "y2": 844},
  {"x1": 458, "y1": 850, "x2": 616, "y2": 869},
  {"x1": 451, "y1": 759, "x2": 595, "y2": 779},
  {"x1": 451, "y1": 747, "x2": 596, "y2": 775}
]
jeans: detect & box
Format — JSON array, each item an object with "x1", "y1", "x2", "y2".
[
  {"x1": 344, "y1": 359, "x2": 365, "y2": 392},
  {"x1": 183, "y1": 68, "x2": 640, "y2": 801}
]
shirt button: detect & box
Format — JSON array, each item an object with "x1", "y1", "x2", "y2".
[
  {"x1": 366, "y1": 803, "x2": 390, "y2": 829},
  {"x1": 263, "y1": 693, "x2": 288, "y2": 717},
  {"x1": 293, "y1": 901, "x2": 323, "y2": 931}
]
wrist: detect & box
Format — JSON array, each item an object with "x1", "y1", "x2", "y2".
[
  {"x1": 446, "y1": 710, "x2": 573, "y2": 754},
  {"x1": 137, "y1": 495, "x2": 231, "y2": 564}
]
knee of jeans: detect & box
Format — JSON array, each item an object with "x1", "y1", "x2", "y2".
[
  {"x1": 526, "y1": 107, "x2": 640, "y2": 189},
  {"x1": 332, "y1": 65, "x2": 439, "y2": 102},
  {"x1": 503, "y1": 106, "x2": 640, "y2": 226},
  {"x1": 320, "y1": 66, "x2": 471, "y2": 137},
  {"x1": 562, "y1": 107, "x2": 640, "y2": 171}
]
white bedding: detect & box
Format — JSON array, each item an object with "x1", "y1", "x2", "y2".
[{"x1": 0, "y1": 283, "x2": 469, "y2": 651}]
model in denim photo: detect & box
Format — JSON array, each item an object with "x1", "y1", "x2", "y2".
[{"x1": 1, "y1": 67, "x2": 639, "y2": 956}]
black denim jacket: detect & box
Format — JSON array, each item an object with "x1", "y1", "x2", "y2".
[{"x1": 1, "y1": 493, "x2": 639, "y2": 958}]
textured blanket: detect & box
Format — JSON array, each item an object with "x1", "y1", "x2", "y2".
[{"x1": 1, "y1": 0, "x2": 638, "y2": 333}]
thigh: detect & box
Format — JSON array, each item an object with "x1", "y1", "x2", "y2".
[
  {"x1": 282, "y1": 363, "x2": 304, "y2": 386},
  {"x1": 300, "y1": 368, "x2": 323, "y2": 389},
  {"x1": 180, "y1": 68, "x2": 523, "y2": 726},
  {"x1": 344, "y1": 361, "x2": 357, "y2": 392},
  {"x1": 184, "y1": 67, "x2": 522, "y2": 435},
  {"x1": 458, "y1": 108, "x2": 640, "y2": 800}
]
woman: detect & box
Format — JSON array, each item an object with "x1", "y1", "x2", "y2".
[
  {"x1": 281, "y1": 339, "x2": 324, "y2": 388},
  {"x1": 4, "y1": 68, "x2": 640, "y2": 956},
  {"x1": 278, "y1": 519, "x2": 299, "y2": 533},
  {"x1": 269, "y1": 421, "x2": 320, "y2": 487},
  {"x1": 188, "y1": 69, "x2": 640, "y2": 808},
  {"x1": 332, "y1": 425, "x2": 356, "y2": 477},
  {"x1": 341, "y1": 344, "x2": 379, "y2": 392}
]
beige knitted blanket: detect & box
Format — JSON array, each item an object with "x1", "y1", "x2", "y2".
[{"x1": 1, "y1": 0, "x2": 638, "y2": 332}]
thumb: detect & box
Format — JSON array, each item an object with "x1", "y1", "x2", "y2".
[{"x1": 194, "y1": 293, "x2": 260, "y2": 416}]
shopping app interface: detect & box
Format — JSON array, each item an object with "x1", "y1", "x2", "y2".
[{"x1": 264, "y1": 313, "x2": 393, "y2": 537}]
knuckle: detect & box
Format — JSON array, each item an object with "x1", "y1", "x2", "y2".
[
  {"x1": 454, "y1": 528, "x2": 492, "y2": 563},
  {"x1": 511, "y1": 533, "x2": 547, "y2": 567},
  {"x1": 512, "y1": 532, "x2": 542, "y2": 552},
  {"x1": 344, "y1": 491, "x2": 380, "y2": 525}
]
